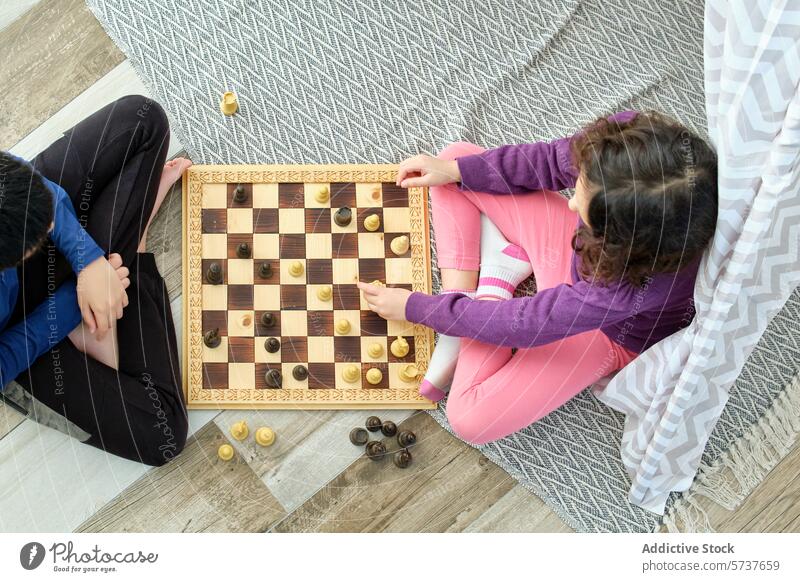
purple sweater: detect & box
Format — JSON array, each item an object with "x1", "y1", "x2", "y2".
[{"x1": 405, "y1": 113, "x2": 701, "y2": 354}]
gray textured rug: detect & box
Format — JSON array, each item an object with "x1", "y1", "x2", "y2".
[{"x1": 87, "y1": 0, "x2": 800, "y2": 531}]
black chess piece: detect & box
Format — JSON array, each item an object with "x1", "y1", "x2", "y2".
[
  {"x1": 258, "y1": 261, "x2": 273, "y2": 279},
  {"x1": 205, "y1": 262, "x2": 223, "y2": 285},
  {"x1": 349, "y1": 427, "x2": 369, "y2": 446},
  {"x1": 334, "y1": 206, "x2": 352, "y2": 227},
  {"x1": 396, "y1": 430, "x2": 417, "y2": 448},
  {"x1": 265, "y1": 337, "x2": 281, "y2": 353},
  {"x1": 264, "y1": 368, "x2": 282, "y2": 388},
  {"x1": 233, "y1": 184, "x2": 247, "y2": 203},
  {"x1": 236, "y1": 242, "x2": 251, "y2": 258},
  {"x1": 393, "y1": 449, "x2": 412, "y2": 468},
  {"x1": 365, "y1": 440, "x2": 387, "y2": 461},
  {"x1": 203, "y1": 328, "x2": 221, "y2": 348},
  {"x1": 292, "y1": 365, "x2": 308, "y2": 381},
  {"x1": 260, "y1": 312, "x2": 276, "y2": 328},
  {"x1": 381, "y1": 420, "x2": 397, "y2": 437}
]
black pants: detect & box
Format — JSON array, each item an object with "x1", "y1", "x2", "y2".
[{"x1": 8, "y1": 95, "x2": 188, "y2": 466}]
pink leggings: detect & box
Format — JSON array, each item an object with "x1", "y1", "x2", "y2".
[{"x1": 431, "y1": 142, "x2": 638, "y2": 445}]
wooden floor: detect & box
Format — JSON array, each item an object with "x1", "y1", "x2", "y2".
[{"x1": 0, "y1": 0, "x2": 798, "y2": 533}]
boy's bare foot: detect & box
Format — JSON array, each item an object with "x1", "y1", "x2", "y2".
[{"x1": 139, "y1": 157, "x2": 193, "y2": 252}]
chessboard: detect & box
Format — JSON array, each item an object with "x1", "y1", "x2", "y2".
[{"x1": 182, "y1": 164, "x2": 435, "y2": 409}]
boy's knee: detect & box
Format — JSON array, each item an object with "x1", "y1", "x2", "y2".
[
  {"x1": 141, "y1": 406, "x2": 188, "y2": 467},
  {"x1": 115, "y1": 95, "x2": 169, "y2": 137},
  {"x1": 437, "y1": 141, "x2": 482, "y2": 162}
]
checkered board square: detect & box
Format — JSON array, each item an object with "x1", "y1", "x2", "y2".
[{"x1": 183, "y1": 164, "x2": 435, "y2": 409}]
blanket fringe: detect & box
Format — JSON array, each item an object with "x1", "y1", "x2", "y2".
[{"x1": 664, "y1": 372, "x2": 800, "y2": 532}]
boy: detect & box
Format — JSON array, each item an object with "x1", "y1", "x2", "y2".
[{"x1": 0, "y1": 95, "x2": 191, "y2": 466}]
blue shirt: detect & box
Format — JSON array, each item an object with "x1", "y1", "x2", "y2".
[{"x1": 0, "y1": 160, "x2": 105, "y2": 388}]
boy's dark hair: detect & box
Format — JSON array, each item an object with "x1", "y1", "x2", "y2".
[
  {"x1": 569, "y1": 111, "x2": 718, "y2": 288},
  {"x1": 0, "y1": 152, "x2": 54, "y2": 270}
]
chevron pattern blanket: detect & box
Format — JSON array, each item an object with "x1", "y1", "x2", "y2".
[{"x1": 87, "y1": 0, "x2": 800, "y2": 531}]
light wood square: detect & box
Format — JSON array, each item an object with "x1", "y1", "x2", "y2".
[
  {"x1": 386, "y1": 257, "x2": 412, "y2": 284},
  {"x1": 255, "y1": 336, "x2": 282, "y2": 364},
  {"x1": 203, "y1": 336, "x2": 229, "y2": 363},
  {"x1": 202, "y1": 234, "x2": 227, "y2": 259},
  {"x1": 228, "y1": 310, "x2": 255, "y2": 337},
  {"x1": 202, "y1": 284, "x2": 228, "y2": 310},
  {"x1": 228, "y1": 259, "x2": 254, "y2": 284},
  {"x1": 227, "y1": 208, "x2": 253, "y2": 233},
  {"x1": 333, "y1": 310, "x2": 361, "y2": 336},
  {"x1": 389, "y1": 362, "x2": 421, "y2": 388},
  {"x1": 330, "y1": 208, "x2": 357, "y2": 233},
  {"x1": 336, "y1": 362, "x2": 362, "y2": 388},
  {"x1": 356, "y1": 182, "x2": 383, "y2": 207},
  {"x1": 281, "y1": 311, "x2": 308, "y2": 336},
  {"x1": 387, "y1": 319, "x2": 415, "y2": 337},
  {"x1": 253, "y1": 183, "x2": 278, "y2": 207},
  {"x1": 278, "y1": 208, "x2": 305, "y2": 233},
  {"x1": 307, "y1": 285, "x2": 334, "y2": 311},
  {"x1": 383, "y1": 207, "x2": 410, "y2": 232},
  {"x1": 358, "y1": 232, "x2": 385, "y2": 258},
  {"x1": 361, "y1": 336, "x2": 388, "y2": 363},
  {"x1": 304, "y1": 183, "x2": 331, "y2": 208},
  {"x1": 280, "y1": 259, "x2": 307, "y2": 284},
  {"x1": 281, "y1": 363, "x2": 309, "y2": 389},
  {"x1": 253, "y1": 234, "x2": 279, "y2": 259},
  {"x1": 254, "y1": 285, "x2": 281, "y2": 310},
  {"x1": 228, "y1": 363, "x2": 255, "y2": 389},
  {"x1": 332, "y1": 258, "x2": 359, "y2": 284},
  {"x1": 202, "y1": 183, "x2": 227, "y2": 208},
  {"x1": 308, "y1": 336, "x2": 335, "y2": 362},
  {"x1": 306, "y1": 233, "x2": 332, "y2": 259}
]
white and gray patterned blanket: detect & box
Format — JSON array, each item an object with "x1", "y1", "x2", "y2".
[{"x1": 86, "y1": 0, "x2": 800, "y2": 531}]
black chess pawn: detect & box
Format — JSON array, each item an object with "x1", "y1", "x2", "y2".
[
  {"x1": 260, "y1": 312, "x2": 276, "y2": 328},
  {"x1": 258, "y1": 261, "x2": 273, "y2": 279},
  {"x1": 236, "y1": 242, "x2": 251, "y2": 258},
  {"x1": 292, "y1": 365, "x2": 308, "y2": 381},
  {"x1": 334, "y1": 206, "x2": 352, "y2": 227},
  {"x1": 393, "y1": 448, "x2": 412, "y2": 469},
  {"x1": 203, "y1": 327, "x2": 221, "y2": 348},
  {"x1": 233, "y1": 184, "x2": 247, "y2": 203},
  {"x1": 265, "y1": 337, "x2": 281, "y2": 353},
  {"x1": 205, "y1": 262, "x2": 223, "y2": 285},
  {"x1": 264, "y1": 368, "x2": 282, "y2": 388}
]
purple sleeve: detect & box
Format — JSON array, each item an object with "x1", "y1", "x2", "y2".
[
  {"x1": 405, "y1": 282, "x2": 634, "y2": 348},
  {"x1": 455, "y1": 110, "x2": 639, "y2": 195}
]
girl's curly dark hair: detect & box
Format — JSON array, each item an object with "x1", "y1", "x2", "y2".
[{"x1": 569, "y1": 111, "x2": 718, "y2": 288}]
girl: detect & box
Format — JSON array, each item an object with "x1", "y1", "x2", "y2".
[{"x1": 358, "y1": 110, "x2": 718, "y2": 445}]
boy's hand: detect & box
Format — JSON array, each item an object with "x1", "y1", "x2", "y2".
[
  {"x1": 357, "y1": 281, "x2": 412, "y2": 321},
  {"x1": 77, "y1": 255, "x2": 129, "y2": 338},
  {"x1": 396, "y1": 155, "x2": 461, "y2": 188}
]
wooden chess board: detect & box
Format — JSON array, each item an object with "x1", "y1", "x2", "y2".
[{"x1": 182, "y1": 164, "x2": 435, "y2": 409}]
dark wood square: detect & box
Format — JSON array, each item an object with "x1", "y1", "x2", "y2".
[
  {"x1": 358, "y1": 258, "x2": 386, "y2": 282},
  {"x1": 281, "y1": 285, "x2": 307, "y2": 310},
  {"x1": 332, "y1": 284, "x2": 360, "y2": 310},
  {"x1": 362, "y1": 362, "x2": 389, "y2": 388},
  {"x1": 227, "y1": 183, "x2": 253, "y2": 207},
  {"x1": 253, "y1": 208, "x2": 279, "y2": 233},
  {"x1": 253, "y1": 259, "x2": 280, "y2": 282},
  {"x1": 305, "y1": 208, "x2": 331, "y2": 233},
  {"x1": 280, "y1": 337, "x2": 308, "y2": 362},
  {"x1": 333, "y1": 336, "x2": 361, "y2": 361},
  {"x1": 388, "y1": 336, "x2": 415, "y2": 363},
  {"x1": 384, "y1": 235, "x2": 410, "y2": 257},
  {"x1": 227, "y1": 337, "x2": 254, "y2": 362},
  {"x1": 202, "y1": 208, "x2": 227, "y2": 233},
  {"x1": 279, "y1": 234, "x2": 306, "y2": 259},
  {"x1": 331, "y1": 233, "x2": 358, "y2": 258},
  {"x1": 381, "y1": 183, "x2": 410, "y2": 207},
  {"x1": 255, "y1": 364, "x2": 282, "y2": 389},
  {"x1": 307, "y1": 363, "x2": 335, "y2": 389},
  {"x1": 360, "y1": 311, "x2": 388, "y2": 336},
  {"x1": 202, "y1": 311, "x2": 228, "y2": 336},
  {"x1": 202, "y1": 258, "x2": 227, "y2": 284},
  {"x1": 356, "y1": 207, "x2": 384, "y2": 233},
  {"x1": 307, "y1": 311, "x2": 334, "y2": 336},
  {"x1": 255, "y1": 310, "x2": 281, "y2": 336},
  {"x1": 228, "y1": 285, "x2": 254, "y2": 310},
  {"x1": 278, "y1": 183, "x2": 305, "y2": 208},
  {"x1": 227, "y1": 233, "x2": 254, "y2": 259},
  {"x1": 202, "y1": 363, "x2": 228, "y2": 389},
  {"x1": 329, "y1": 182, "x2": 356, "y2": 208},
  {"x1": 306, "y1": 259, "x2": 333, "y2": 284}
]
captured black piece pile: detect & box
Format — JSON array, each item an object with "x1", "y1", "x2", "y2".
[{"x1": 349, "y1": 416, "x2": 415, "y2": 469}]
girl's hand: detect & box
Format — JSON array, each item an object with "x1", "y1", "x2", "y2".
[
  {"x1": 357, "y1": 282, "x2": 413, "y2": 321},
  {"x1": 396, "y1": 154, "x2": 461, "y2": 188}
]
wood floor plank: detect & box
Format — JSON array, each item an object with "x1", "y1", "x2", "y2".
[
  {"x1": 76, "y1": 421, "x2": 284, "y2": 532},
  {"x1": 0, "y1": 0, "x2": 124, "y2": 149},
  {"x1": 0, "y1": 401, "x2": 25, "y2": 440},
  {"x1": 0, "y1": 0, "x2": 41, "y2": 32},
  {"x1": 462, "y1": 484, "x2": 573, "y2": 533},
  {"x1": 272, "y1": 413, "x2": 565, "y2": 532}
]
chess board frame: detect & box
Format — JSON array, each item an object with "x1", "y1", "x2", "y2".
[{"x1": 182, "y1": 164, "x2": 435, "y2": 409}]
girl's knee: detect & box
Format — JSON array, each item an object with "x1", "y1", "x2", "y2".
[
  {"x1": 437, "y1": 141, "x2": 484, "y2": 161},
  {"x1": 448, "y1": 411, "x2": 492, "y2": 445}
]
